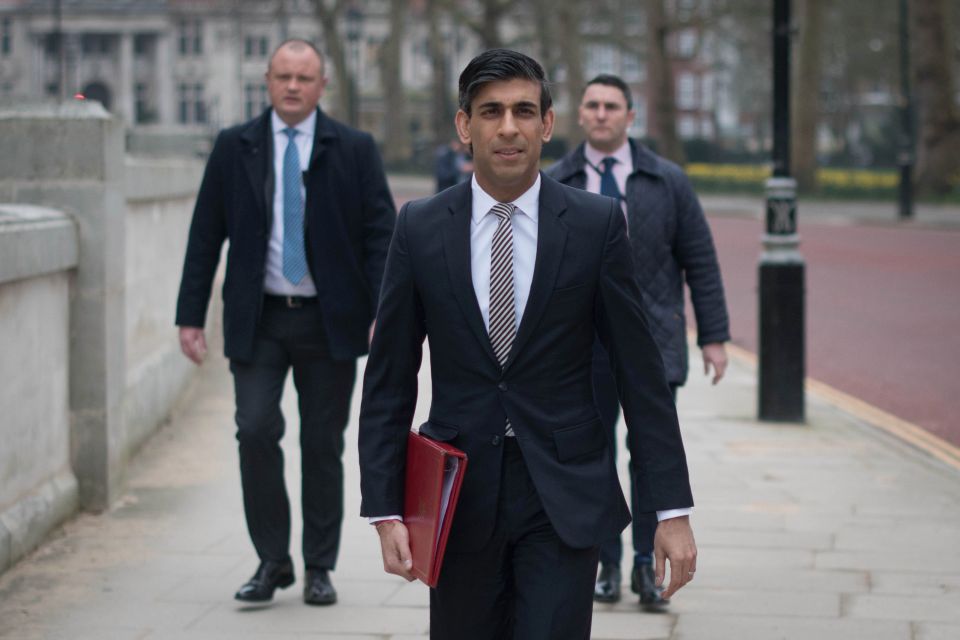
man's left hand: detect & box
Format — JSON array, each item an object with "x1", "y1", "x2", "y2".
[
  {"x1": 653, "y1": 515, "x2": 697, "y2": 599},
  {"x1": 701, "y1": 342, "x2": 728, "y2": 385}
]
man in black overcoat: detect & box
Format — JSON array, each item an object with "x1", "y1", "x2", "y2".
[{"x1": 176, "y1": 39, "x2": 395, "y2": 605}]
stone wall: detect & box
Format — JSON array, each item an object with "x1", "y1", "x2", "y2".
[
  {"x1": 0, "y1": 102, "x2": 209, "y2": 574},
  {"x1": 0, "y1": 205, "x2": 79, "y2": 573}
]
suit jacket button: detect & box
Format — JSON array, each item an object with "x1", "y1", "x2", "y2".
[
  {"x1": 498, "y1": 382, "x2": 508, "y2": 392},
  {"x1": 491, "y1": 435, "x2": 501, "y2": 446}
]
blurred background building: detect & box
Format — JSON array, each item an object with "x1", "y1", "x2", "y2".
[{"x1": 0, "y1": 0, "x2": 956, "y2": 193}]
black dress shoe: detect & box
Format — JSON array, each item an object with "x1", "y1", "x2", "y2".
[
  {"x1": 594, "y1": 563, "x2": 622, "y2": 603},
  {"x1": 631, "y1": 564, "x2": 669, "y2": 611},
  {"x1": 303, "y1": 568, "x2": 337, "y2": 606},
  {"x1": 234, "y1": 559, "x2": 295, "y2": 602}
]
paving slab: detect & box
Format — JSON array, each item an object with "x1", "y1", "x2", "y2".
[{"x1": 2, "y1": 341, "x2": 960, "y2": 638}]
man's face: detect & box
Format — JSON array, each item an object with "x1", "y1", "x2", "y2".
[
  {"x1": 455, "y1": 78, "x2": 554, "y2": 201},
  {"x1": 578, "y1": 83, "x2": 634, "y2": 152},
  {"x1": 266, "y1": 45, "x2": 327, "y2": 126}
]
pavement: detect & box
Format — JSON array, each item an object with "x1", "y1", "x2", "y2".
[{"x1": 1, "y1": 341, "x2": 959, "y2": 640}]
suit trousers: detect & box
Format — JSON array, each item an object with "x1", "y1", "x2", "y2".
[
  {"x1": 229, "y1": 297, "x2": 356, "y2": 570},
  {"x1": 592, "y1": 344, "x2": 678, "y2": 568},
  {"x1": 430, "y1": 438, "x2": 599, "y2": 640}
]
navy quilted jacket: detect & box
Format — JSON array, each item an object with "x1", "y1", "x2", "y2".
[{"x1": 547, "y1": 140, "x2": 729, "y2": 384}]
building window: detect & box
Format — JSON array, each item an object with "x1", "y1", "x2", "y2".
[
  {"x1": 134, "y1": 34, "x2": 151, "y2": 57},
  {"x1": 1, "y1": 17, "x2": 11, "y2": 55},
  {"x1": 244, "y1": 82, "x2": 269, "y2": 120},
  {"x1": 701, "y1": 73, "x2": 714, "y2": 109},
  {"x1": 700, "y1": 118, "x2": 715, "y2": 139},
  {"x1": 43, "y1": 33, "x2": 60, "y2": 56},
  {"x1": 678, "y1": 115, "x2": 697, "y2": 139},
  {"x1": 676, "y1": 29, "x2": 697, "y2": 59},
  {"x1": 177, "y1": 82, "x2": 207, "y2": 124},
  {"x1": 135, "y1": 82, "x2": 154, "y2": 123},
  {"x1": 676, "y1": 72, "x2": 697, "y2": 110},
  {"x1": 245, "y1": 35, "x2": 269, "y2": 59},
  {"x1": 178, "y1": 19, "x2": 202, "y2": 56},
  {"x1": 81, "y1": 34, "x2": 111, "y2": 56}
]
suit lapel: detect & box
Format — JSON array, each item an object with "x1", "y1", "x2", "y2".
[
  {"x1": 240, "y1": 112, "x2": 271, "y2": 223},
  {"x1": 504, "y1": 175, "x2": 568, "y2": 372},
  {"x1": 442, "y1": 183, "x2": 501, "y2": 366}
]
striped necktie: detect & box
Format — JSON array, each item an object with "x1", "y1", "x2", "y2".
[{"x1": 488, "y1": 202, "x2": 517, "y2": 436}]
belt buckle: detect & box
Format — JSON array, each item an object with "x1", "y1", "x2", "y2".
[{"x1": 285, "y1": 296, "x2": 302, "y2": 309}]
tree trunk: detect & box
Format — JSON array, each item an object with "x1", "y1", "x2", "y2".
[
  {"x1": 791, "y1": 0, "x2": 823, "y2": 193},
  {"x1": 556, "y1": 0, "x2": 585, "y2": 147},
  {"x1": 378, "y1": 0, "x2": 408, "y2": 164},
  {"x1": 647, "y1": 0, "x2": 685, "y2": 163},
  {"x1": 911, "y1": 0, "x2": 960, "y2": 195},
  {"x1": 426, "y1": 0, "x2": 454, "y2": 150},
  {"x1": 309, "y1": 0, "x2": 356, "y2": 126}
]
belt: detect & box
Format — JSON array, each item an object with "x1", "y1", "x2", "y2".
[{"x1": 264, "y1": 294, "x2": 319, "y2": 309}]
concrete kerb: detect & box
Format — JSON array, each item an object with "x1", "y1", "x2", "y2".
[{"x1": 724, "y1": 342, "x2": 960, "y2": 474}]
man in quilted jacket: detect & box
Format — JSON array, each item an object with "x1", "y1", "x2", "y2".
[{"x1": 547, "y1": 74, "x2": 729, "y2": 611}]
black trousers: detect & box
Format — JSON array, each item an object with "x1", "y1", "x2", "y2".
[
  {"x1": 430, "y1": 439, "x2": 599, "y2": 640},
  {"x1": 229, "y1": 297, "x2": 356, "y2": 570},
  {"x1": 592, "y1": 344, "x2": 678, "y2": 568}
]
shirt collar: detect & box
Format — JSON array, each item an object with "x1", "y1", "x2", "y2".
[
  {"x1": 470, "y1": 174, "x2": 541, "y2": 225},
  {"x1": 584, "y1": 140, "x2": 632, "y2": 171},
  {"x1": 271, "y1": 108, "x2": 317, "y2": 140}
]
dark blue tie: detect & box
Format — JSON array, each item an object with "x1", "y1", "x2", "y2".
[
  {"x1": 599, "y1": 157, "x2": 622, "y2": 201},
  {"x1": 282, "y1": 128, "x2": 308, "y2": 285}
]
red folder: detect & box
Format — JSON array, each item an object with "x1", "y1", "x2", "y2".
[{"x1": 403, "y1": 429, "x2": 468, "y2": 588}]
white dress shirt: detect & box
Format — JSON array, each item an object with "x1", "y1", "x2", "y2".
[
  {"x1": 470, "y1": 174, "x2": 539, "y2": 332},
  {"x1": 264, "y1": 109, "x2": 318, "y2": 296},
  {"x1": 371, "y1": 174, "x2": 688, "y2": 524}
]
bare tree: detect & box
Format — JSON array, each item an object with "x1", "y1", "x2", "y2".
[
  {"x1": 378, "y1": 0, "x2": 409, "y2": 163},
  {"x1": 446, "y1": 0, "x2": 512, "y2": 49},
  {"x1": 791, "y1": 0, "x2": 823, "y2": 192},
  {"x1": 911, "y1": 0, "x2": 960, "y2": 195},
  {"x1": 647, "y1": 0, "x2": 684, "y2": 163},
  {"x1": 307, "y1": 0, "x2": 357, "y2": 125},
  {"x1": 426, "y1": 0, "x2": 456, "y2": 149},
  {"x1": 556, "y1": 1, "x2": 586, "y2": 146}
]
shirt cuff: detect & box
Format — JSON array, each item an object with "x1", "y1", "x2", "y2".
[
  {"x1": 368, "y1": 515, "x2": 403, "y2": 525},
  {"x1": 656, "y1": 508, "x2": 692, "y2": 522}
]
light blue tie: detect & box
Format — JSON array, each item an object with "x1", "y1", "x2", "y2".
[{"x1": 282, "y1": 127, "x2": 308, "y2": 285}]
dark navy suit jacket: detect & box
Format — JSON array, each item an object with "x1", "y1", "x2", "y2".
[
  {"x1": 175, "y1": 107, "x2": 396, "y2": 362},
  {"x1": 358, "y1": 174, "x2": 693, "y2": 552}
]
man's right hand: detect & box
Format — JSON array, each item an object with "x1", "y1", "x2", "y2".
[
  {"x1": 374, "y1": 519, "x2": 415, "y2": 581},
  {"x1": 179, "y1": 326, "x2": 207, "y2": 365}
]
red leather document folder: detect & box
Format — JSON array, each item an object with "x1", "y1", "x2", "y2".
[{"x1": 403, "y1": 429, "x2": 468, "y2": 588}]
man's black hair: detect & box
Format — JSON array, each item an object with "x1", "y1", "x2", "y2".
[
  {"x1": 584, "y1": 74, "x2": 633, "y2": 111},
  {"x1": 458, "y1": 48, "x2": 552, "y2": 116}
]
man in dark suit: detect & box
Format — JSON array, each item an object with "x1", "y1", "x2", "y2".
[
  {"x1": 548, "y1": 74, "x2": 729, "y2": 609},
  {"x1": 176, "y1": 39, "x2": 395, "y2": 605},
  {"x1": 358, "y1": 49, "x2": 696, "y2": 640}
]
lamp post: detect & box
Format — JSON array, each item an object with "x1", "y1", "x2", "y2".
[
  {"x1": 345, "y1": 7, "x2": 362, "y2": 128},
  {"x1": 897, "y1": 0, "x2": 914, "y2": 221},
  {"x1": 759, "y1": 0, "x2": 805, "y2": 422}
]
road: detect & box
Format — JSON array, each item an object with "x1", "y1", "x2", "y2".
[{"x1": 706, "y1": 213, "x2": 960, "y2": 447}]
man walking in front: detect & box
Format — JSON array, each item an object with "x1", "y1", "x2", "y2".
[
  {"x1": 176, "y1": 39, "x2": 395, "y2": 605},
  {"x1": 548, "y1": 74, "x2": 729, "y2": 609},
  {"x1": 359, "y1": 50, "x2": 696, "y2": 639}
]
